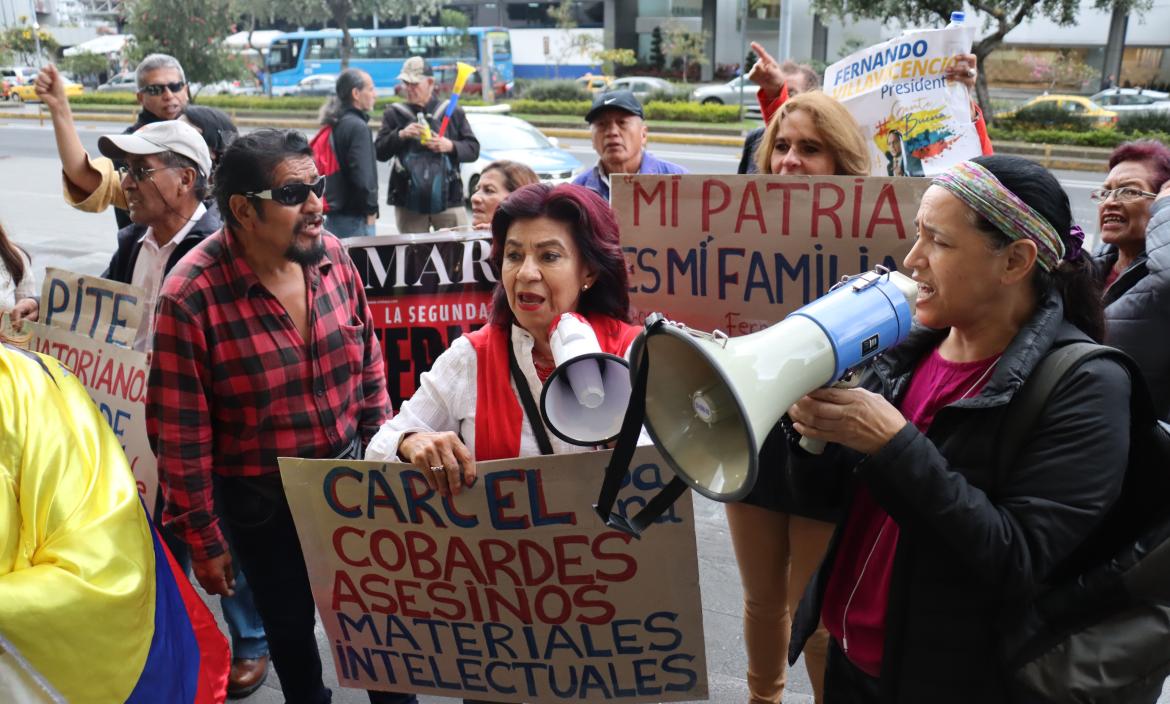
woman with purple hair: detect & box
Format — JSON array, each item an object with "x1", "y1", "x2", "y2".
[
  {"x1": 1091, "y1": 139, "x2": 1170, "y2": 418},
  {"x1": 366, "y1": 183, "x2": 638, "y2": 485}
]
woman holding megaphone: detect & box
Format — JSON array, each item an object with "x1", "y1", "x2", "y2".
[
  {"x1": 365, "y1": 183, "x2": 637, "y2": 495},
  {"x1": 782, "y1": 156, "x2": 1127, "y2": 702}
]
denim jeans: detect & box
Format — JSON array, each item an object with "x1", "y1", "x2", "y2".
[{"x1": 325, "y1": 212, "x2": 376, "y2": 238}]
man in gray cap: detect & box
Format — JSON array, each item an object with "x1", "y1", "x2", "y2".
[
  {"x1": 375, "y1": 56, "x2": 479, "y2": 232},
  {"x1": 573, "y1": 89, "x2": 687, "y2": 200},
  {"x1": 98, "y1": 119, "x2": 221, "y2": 352}
]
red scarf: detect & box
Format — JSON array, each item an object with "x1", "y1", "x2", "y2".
[{"x1": 466, "y1": 314, "x2": 641, "y2": 461}]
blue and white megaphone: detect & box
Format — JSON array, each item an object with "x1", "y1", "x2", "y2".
[{"x1": 626, "y1": 267, "x2": 918, "y2": 503}]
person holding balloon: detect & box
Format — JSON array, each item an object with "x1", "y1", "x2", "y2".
[{"x1": 375, "y1": 56, "x2": 481, "y2": 233}]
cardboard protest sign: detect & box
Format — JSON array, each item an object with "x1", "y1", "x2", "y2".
[
  {"x1": 27, "y1": 321, "x2": 157, "y2": 511},
  {"x1": 346, "y1": 232, "x2": 495, "y2": 410},
  {"x1": 614, "y1": 174, "x2": 931, "y2": 334},
  {"x1": 39, "y1": 267, "x2": 146, "y2": 349},
  {"x1": 279, "y1": 447, "x2": 707, "y2": 702},
  {"x1": 824, "y1": 26, "x2": 981, "y2": 177}
]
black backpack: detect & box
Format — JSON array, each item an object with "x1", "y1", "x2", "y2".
[
  {"x1": 997, "y1": 342, "x2": 1170, "y2": 703},
  {"x1": 387, "y1": 101, "x2": 461, "y2": 215}
]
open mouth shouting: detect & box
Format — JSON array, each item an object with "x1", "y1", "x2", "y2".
[{"x1": 516, "y1": 291, "x2": 545, "y2": 311}]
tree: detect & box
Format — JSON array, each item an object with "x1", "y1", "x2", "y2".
[
  {"x1": 650, "y1": 27, "x2": 666, "y2": 71},
  {"x1": 124, "y1": 0, "x2": 241, "y2": 84},
  {"x1": 547, "y1": 0, "x2": 578, "y2": 78},
  {"x1": 1022, "y1": 50, "x2": 1097, "y2": 91},
  {"x1": 809, "y1": 0, "x2": 1152, "y2": 121},
  {"x1": 60, "y1": 51, "x2": 112, "y2": 86},
  {"x1": 0, "y1": 25, "x2": 60, "y2": 65},
  {"x1": 662, "y1": 22, "x2": 709, "y2": 83}
]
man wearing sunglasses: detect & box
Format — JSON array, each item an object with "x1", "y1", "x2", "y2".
[
  {"x1": 147, "y1": 129, "x2": 415, "y2": 704},
  {"x1": 108, "y1": 54, "x2": 191, "y2": 230}
]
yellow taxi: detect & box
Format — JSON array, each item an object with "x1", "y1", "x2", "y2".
[
  {"x1": 997, "y1": 94, "x2": 1118, "y2": 128},
  {"x1": 575, "y1": 73, "x2": 614, "y2": 94},
  {"x1": 10, "y1": 79, "x2": 84, "y2": 102}
]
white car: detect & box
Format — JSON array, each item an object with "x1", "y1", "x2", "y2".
[
  {"x1": 461, "y1": 112, "x2": 583, "y2": 204},
  {"x1": 1090, "y1": 88, "x2": 1170, "y2": 114}
]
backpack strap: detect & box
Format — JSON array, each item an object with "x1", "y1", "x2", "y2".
[
  {"x1": 999, "y1": 343, "x2": 1110, "y2": 472},
  {"x1": 999, "y1": 342, "x2": 1155, "y2": 471},
  {"x1": 389, "y1": 102, "x2": 415, "y2": 121}
]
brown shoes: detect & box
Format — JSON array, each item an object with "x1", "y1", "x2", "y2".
[{"x1": 227, "y1": 655, "x2": 270, "y2": 699}]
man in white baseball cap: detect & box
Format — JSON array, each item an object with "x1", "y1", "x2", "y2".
[{"x1": 96, "y1": 119, "x2": 221, "y2": 352}]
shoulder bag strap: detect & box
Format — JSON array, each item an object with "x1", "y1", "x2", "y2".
[
  {"x1": 998, "y1": 342, "x2": 1111, "y2": 471},
  {"x1": 508, "y1": 337, "x2": 555, "y2": 456}
]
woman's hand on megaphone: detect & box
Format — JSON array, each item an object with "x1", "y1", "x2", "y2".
[
  {"x1": 399, "y1": 431, "x2": 477, "y2": 497},
  {"x1": 788, "y1": 387, "x2": 908, "y2": 456}
]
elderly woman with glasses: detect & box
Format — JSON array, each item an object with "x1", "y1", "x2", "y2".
[
  {"x1": 1090, "y1": 139, "x2": 1170, "y2": 418},
  {"x1": 781, "y1": 155, "x2": 1130, "y2": 701}
]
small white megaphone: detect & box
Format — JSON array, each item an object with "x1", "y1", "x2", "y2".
[
  {"x1": 540, "y1": 313, "x2": 633, "y2": 445},
  {"x1": 630, "y1": 268, "x2": 919, "y2": 503}
]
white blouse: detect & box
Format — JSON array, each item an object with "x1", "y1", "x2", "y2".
[
  {"x1": 0, "y1": 250, "x2": 36, "y2": 309},
  {"x1": 366, "y1": 325, "x2": 648, "y2": 461}
]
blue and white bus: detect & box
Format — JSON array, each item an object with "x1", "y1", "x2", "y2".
[{"x1": 265, "y1": 26, "x2": 514, "y2": 96}]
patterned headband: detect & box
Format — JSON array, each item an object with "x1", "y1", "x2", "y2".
[{"x1": 931, "y1": 161, "x2": 1065, "y2": 271}]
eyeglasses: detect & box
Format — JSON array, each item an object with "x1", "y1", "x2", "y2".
[
  {"x1": 140, "y1": 81, "x2": 186, "y2": 96},
  {"x1": 118, "y1": 165, "x2": 181, "y2": 182},
  {"x1": 243, "y1": 177, "x2": 326, "y2": 206},
  {"x1": 1090, "y1": 186, "x2": 1158, "y2": 203}
]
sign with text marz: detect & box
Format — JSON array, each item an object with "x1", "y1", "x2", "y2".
[
  {"x1": 279, "y1": 447, "x2": 707, "y2": 702},
  {"x1": 613, "y1": 174, "x2": 930, "y2": 335},
  {"x1": 345, "y1": 232, "x2": 496, "y2": 410}
]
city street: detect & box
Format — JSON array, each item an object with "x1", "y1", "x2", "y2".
[
  {"x1": 1, "y1": 115, "x2": 1164, "y2": 703},
  {"x1": 0, "y1": 117, "x2": 1107, "y2": 277}
]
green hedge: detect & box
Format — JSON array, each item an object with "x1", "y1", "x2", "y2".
[
  {"x1": 508, "y1": 98, "x2": 739, "y2": 122},
  {"x1": 987, "y1": 126, "x2": 1170, "y2": 148},
  {"x1": 69, "y1": 91, "x2": 741, "y2": 123}
]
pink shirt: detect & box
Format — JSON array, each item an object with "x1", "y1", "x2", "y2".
[{"x1": 821, "y1": 347, "x2": 1000, "y2": 676}]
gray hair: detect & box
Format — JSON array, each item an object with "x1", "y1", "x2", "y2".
[{"x1": 136, "y1": 53, "x2": 186, "y2": 90}]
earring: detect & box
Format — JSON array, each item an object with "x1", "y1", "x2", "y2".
[{"x1": 582, "y1": 284, "x2": 589, "y2": 291}]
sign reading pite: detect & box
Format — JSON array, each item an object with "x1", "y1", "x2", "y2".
[{"x1": 279, "y1": 447, "x2": 706, "y2": 703}]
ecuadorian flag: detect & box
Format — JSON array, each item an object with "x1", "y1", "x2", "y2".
[{"x1": 0, "y1": 346, "x2": 229, "y2": 703}]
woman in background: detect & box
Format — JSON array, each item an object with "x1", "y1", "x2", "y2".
[{"x1": 470, "y1": 160, "x2": 539, "y2": 229}]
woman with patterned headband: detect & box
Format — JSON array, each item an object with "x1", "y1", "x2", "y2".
[{"x1": 774, "y1": 155, "x2": 1131, "y2": 701}]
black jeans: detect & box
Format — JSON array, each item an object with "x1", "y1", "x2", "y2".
[
  {"x1": 217, "y1": 472, "x2": 417, "y2": 704},
  {"x1": 824, "y1": 637, "x2": 882, "y2": 704}
]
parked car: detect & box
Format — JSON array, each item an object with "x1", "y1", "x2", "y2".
[
  {"x1": 10, "y1": 79, "x2": 84, "y2": 102},
  {"x1": 575, "y1": 73, "x2": 613, "y2": 94},
  {"x1": 462, "y1": 111, "x2": 582, "y2": 204},
  {"x1": 283, "y1": 73, "x2": 338, "y2": 97},
  {"x1": 97, "y1": 71, "x2": 138, "y2": 92},
  {"x1": 690, "y1": 75, "x2": 753, "y2": 106},
  {"x1": 1090, "y1": 88, "x2": 1170, "y2": 114},
  {"x1": 194, "y1": 77, "x2": 262, "y2": 96},
  {"x1": 609, "y1": 76, "x2": 674, "y2": 100},
  {"x1": 0, "y1": 66, "x2": 37, "y2": 88},
  {"x1": 433, "y1": 63, "x2": 511, "y2": 99},
  {"x1": 997, "y1": 94, "x2": 1118, "y2": 128}
]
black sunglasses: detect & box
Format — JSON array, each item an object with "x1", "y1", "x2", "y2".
[
  {"x1": 243, "y1": 176, "x2": 326, "y2": 206},
  {"x1": 140, "y1": 81, "x2": 186, "y2": 96}
]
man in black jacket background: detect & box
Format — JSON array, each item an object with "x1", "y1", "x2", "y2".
[
  {"x1": 324, "y1": 69, "x2": 380, "y2": 238},
  {"x1": 113, "y1": 53, "x2": 191, "y2": 229},
  {"x1": 375, "y1": 56, "x2": 480, "y2": 233}
]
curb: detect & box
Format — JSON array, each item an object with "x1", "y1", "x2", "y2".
[{"x1": 1, "y1": 108, "x2": 1109, "y2": 171}]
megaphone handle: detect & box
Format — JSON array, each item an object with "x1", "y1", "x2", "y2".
[
  {"x1": 796, "y1": 372, "x2": 862, "y2": 456},
  {"x1": 799, "y1": 436, "x2": 829, "y2": 455}
]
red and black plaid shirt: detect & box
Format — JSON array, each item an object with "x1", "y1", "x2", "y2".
[{"x1": 147, "y1": 227, "x2": 389, "y2": 560}]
